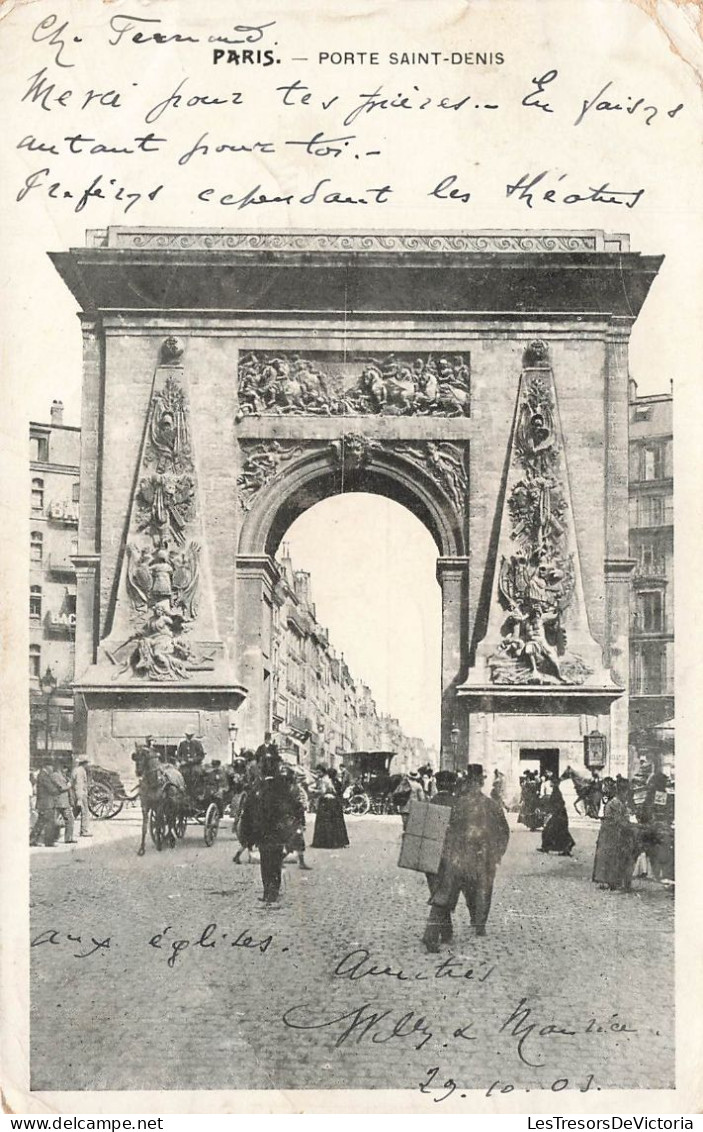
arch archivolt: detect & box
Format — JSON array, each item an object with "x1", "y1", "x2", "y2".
[{"x1": 236, "y1": 435, "x2": 468, "y2": 559}]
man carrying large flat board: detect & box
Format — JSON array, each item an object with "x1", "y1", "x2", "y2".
[{"x1": 422, "y1": 763, "x2": 510, "y2": 951}]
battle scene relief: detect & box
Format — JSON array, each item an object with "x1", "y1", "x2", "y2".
[{"x1": 236, "y1": 350, "x2": 471, "y2": 419}]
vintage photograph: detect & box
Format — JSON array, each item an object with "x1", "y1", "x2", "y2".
[
  {"x1": 1, "y1": 0, "x2": 699, "y2": 1115},
  {"x1": 27, "y1": 226, "x2": 674, "y2": 1093}
]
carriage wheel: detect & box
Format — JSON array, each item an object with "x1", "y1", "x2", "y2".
[
  {"x1": 349, "y1": 792, "x2": 370, "y2": 816},
  {"x1": 173, "y1": 811, "x2": 187, "y2": 839},
  {"x1": 88, "y1": 782, "x2": 124, "y2": 820},
  {"x1": 203, "y1": 802, "x2": 220, "y2": 847},
  {"x1": 149, "y1": 807, "x2": 165, "y2": 850}
]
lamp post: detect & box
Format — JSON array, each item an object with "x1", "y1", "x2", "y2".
[
  {"x1": 228, "y1": 721, "x2": 239, "y2": 766},
  {"x1": 40, "y1": 666, "x2": 57, "y2": 759},
  {"x1": 450, "y1": 725, "x2": 460, "y2": 770}
]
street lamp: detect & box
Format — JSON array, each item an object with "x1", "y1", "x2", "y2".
[
  {"x1": 40, "y1": 666, "x2": 57, "y2": 759},
  {"x1": 450, "y1": 725, "x2": 460, "y2": 769},
  {"x1": 228, "y1": 721, "x2": 239, "y2": 765}
]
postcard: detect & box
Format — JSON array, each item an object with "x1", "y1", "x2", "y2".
[{"x1": 1, "y1": 0, "x2": 701, "y2": 1116}]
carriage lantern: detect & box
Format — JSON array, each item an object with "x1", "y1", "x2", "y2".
[{"x1": 583, "y1": 730, "x2": 607, "y2": 771}]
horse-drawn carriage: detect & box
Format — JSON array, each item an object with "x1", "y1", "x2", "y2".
[
  {"x1": 341, "y1": 751, "x2": 398, "y2": 815},
  {"x1": 87, "y1": 765, "x2": 135, "y2": 820},
  {"x1": 151, "y1": 762, "x2": 233, "y2": 850}
]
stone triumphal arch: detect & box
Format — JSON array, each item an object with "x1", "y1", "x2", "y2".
[{"x1": 52, "y1": 228, "x2": 661, "y2": 790}]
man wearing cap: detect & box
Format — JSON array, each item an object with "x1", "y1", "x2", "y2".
[
  {"x1": 49, "y1": 757, "x2": 77, "y2": 845},
  {"x1": 70, "y1": 756, "x2": 92, "y2": 838},
  {"x1": 423, "y1": 763, "x2": 510, "y2": 950},
  {"x1": 176, "y1": 731, "x2": 206, "y2": 766}
]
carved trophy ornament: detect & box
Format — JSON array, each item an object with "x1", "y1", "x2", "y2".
[
  {"x1": 106, "y1": 341, "x2": 218, "y2": 681},
  {"x1": 236, "y1": 350, "x2": 471, "y2": 419},
  {"x1": 487, "y1": 343, "x2": 591, "y2": 686}
]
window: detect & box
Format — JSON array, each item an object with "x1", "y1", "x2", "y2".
[
  {"x1": 639, "y1": 496, "x2": 663, "y2": 527},
  {"x1": 30, "y1": 531, "x2": 43, "y2": 563},
  {"x1": 643, "y1": 446, "x2": 662, "y2": 481},
  {"x1": 637, "y1": 590, "x2": 663, "y2": 632},
  {"x1": 30, "y1": 585, "x2": 42, "y2": 619},
  {"x1": 72, "y1": 482, "x2": 80, "y2": 503},
  {"x1": 31, "y1": 477, "x2": 44, "y2": 512},
  {"x1": 29, "y1": 644, "x2": 41, "y2": 679},
  {"x1": 30, "y1": 435, "x2": 49, "y2": 462},
  {"x1": 637, "y1": 642, "x2": 665, "y2": 695},
  {"x1": 639, "y1": 542, "x2": 655, "y2": 571}
]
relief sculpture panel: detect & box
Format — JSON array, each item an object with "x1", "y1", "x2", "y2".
[{"x1": 236, "y1": 350, "x2": 470, "y2": 419}]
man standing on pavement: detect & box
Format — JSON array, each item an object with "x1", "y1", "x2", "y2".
[
  {"x1": 50, "y1": 758, "x2": 77, "y2": 844},
  {"x1": 70, "y1": 756, "x2": 92, "y2": 838},
  {"x1": 422, "y1": 763, "x2": 510, "y2": 951},
  {"x1": 30, "y1": 762, "x2": 60, "y2": 846}
]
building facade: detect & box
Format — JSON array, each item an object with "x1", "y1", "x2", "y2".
[
  {"x1": 628, "y1": 383, "x2": 674, "y2": 772},
  {"x1": 50, "y1": 228, "x2": 661, "y2": 789},
  {"x1": 270, "y1": 545, "x2": 437, "y2": 773},
  {"x1": 29, "y1": 402, "x2": 80, "y2": 764}
]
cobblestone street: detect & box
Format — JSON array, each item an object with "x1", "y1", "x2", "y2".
[{"x1": 30, "y1": 808, "x2": 674, "y2": 1097}]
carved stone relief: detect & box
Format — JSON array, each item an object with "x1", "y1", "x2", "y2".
[
  {"x1": 237, "y1": 441, "x2": 306, "y2": 511},
  {"x1": 401, "y1": 442, "x2": 468, "y2": 515},
  {"x1": 107, "y1": 341, "x2": 219, "y2": 681},
  {"x1": 236, "y1": 350, "x2": 470, "y2": 419},
  {"x1": 485, "y1": 342, "x2": 592, "y2": 686}
]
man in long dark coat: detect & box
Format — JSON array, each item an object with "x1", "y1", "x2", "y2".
[
  {"x1": 241, "y1": 754, "x2": 301, "y2": 903},
  {"x1": 423, "y1": 763, "x2": 510, "y2": 950},
  {"x1": 30, "y1": 762, "x2": 60, "y2": 846}
]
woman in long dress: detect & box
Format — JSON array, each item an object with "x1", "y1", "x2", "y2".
[
  {"x1": 312, "y1": 766, "x2": 349, "y2": 849},
  {"x1": 538, "y1": 782, "x2": 575, "y2": 856},
  {"x1": 592, "y1": 778, "x2": 640, "y2": 891}
]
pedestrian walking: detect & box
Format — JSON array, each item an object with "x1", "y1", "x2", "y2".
[
  {"x1": 394, "y1": 771, "x2": 426, "y2": 830},
  {"x1": 592, "y1": 778, "x2": 640, "y2": 892},
  {"x1": 51, "y1": 759, "x2": 77, "y2": 843},
  {"x1": 246, "y1": 752, "x2": 302, "y2": 903},
  {"x1": 538, "y1": 781, "x2": 575, "y2": 856},
  {"x1": 311, "y1": 766, "x2": 349, "y2": 849},
  {"x1": 280, "y1": 764, "x2": 312, "y2": 870},
  {"x1": 30, "y1": 762, "x2": 60, "y2": 846},
  {"x1": 490, "y1": 769, "x2": 507, "y2": 810},
  {"x1": 518, "y1": 771, "x2": 541, "y2": 830},
  {"x1": 70, "y1": 756, "x2": 92, "y2": 838},
  {"x1": 422, "y1": 764, "x2": 510, "y2": 950}
]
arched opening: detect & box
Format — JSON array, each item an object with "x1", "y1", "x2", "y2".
[
  {"x1": 277, "y1": 493, "x2": 442, "y2": 765},
  {"x1": 235, "y1": 449, "x2": 469, "y2": 761}
]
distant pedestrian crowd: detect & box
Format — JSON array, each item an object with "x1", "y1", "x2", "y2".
[{"x1": 516, "y1": 758, "x2": 674, "y2": 891}]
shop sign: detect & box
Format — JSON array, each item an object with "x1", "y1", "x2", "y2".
[{"x1": 47, "y1": 611, "x2": 76, "y2": 629}]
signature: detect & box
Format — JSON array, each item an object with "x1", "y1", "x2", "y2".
[
  {"x1": 282, "y1": 1001, "x2": 434, "y2": 1050},
  {"x1": 500, "y1": 998, "x2": 637, "y2": 1068}
]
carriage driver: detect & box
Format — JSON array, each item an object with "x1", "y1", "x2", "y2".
[{"x1": 176, "y1": 731, "x2": 206, "y2": 766}]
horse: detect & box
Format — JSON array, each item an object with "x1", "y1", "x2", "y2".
[
  {"x1": 559, "y1": 766, "x2": 602, "y2": 819},
  {"x1": 136, "y1": 753, "x2": 183, "y2": 854}
]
